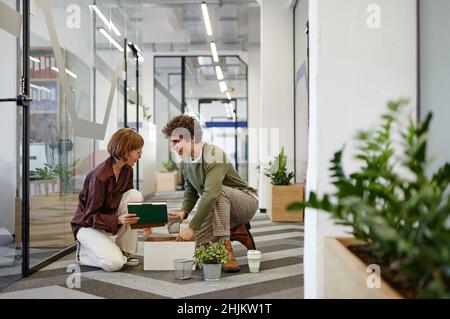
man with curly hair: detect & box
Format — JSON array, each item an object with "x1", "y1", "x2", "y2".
[{"x1": 162, "y1": 115, "x2": 258, "y2": 273}]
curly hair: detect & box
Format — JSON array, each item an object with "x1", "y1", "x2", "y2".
[{"x1": 162, "y1": 115, "x2": 203, "y2": 143}]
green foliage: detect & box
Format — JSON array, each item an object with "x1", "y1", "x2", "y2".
[
  {"x1": 53, "y1": 160, "x2": 79, "y2": 184},
  {"x1": 193, "y1": 241, "x2": 229, "y2": 266},
  {"x1": 288, "y1": 99, "x2": 450, "y2": 298},
  {"x1": 31, "y1": 160, "x2": 79, "y2": 195},
  {"x1": 263, "y1": 147, "x2": 294, "y2": 185},
  {"x1": 31, "y1": 163, "x2": 58, "y2": 180},
  {"x1": 163, "y1": 159, "x2": 175, "y2": 172}
]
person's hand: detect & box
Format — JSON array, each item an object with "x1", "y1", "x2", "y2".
[
  {"x1": 176, "y1": 227, "x2": 195, "y2": 242},
  {"x1": 118, "y1": 213, "x2": 140, "y2": 225},
  {"x1": 168, "y1": 210, "x2": 186, "y2": 220},
  {"x1": 143, "y1": 227, "x2": 153, "y2": 237},
  {"x1": 168, "y1": 210, "x2": 186, "y2": 226}
]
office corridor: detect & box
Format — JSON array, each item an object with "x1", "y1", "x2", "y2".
[{"x1": 0, "y1": 192, "x2": 304, "y2": 299}]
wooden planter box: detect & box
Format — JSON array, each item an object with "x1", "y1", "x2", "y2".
[
  {"x1": 325, "y1": 237, "x2": 403, "y2": 299},
  {"x1": 156, "y1": 171, "x2": 178, "y2": 192},
  {"x1": 176, "y1": 171, "x2": 182, "y2": 185},
  {"x1": 267, "y1": 184, "x2": 304, "y2": 222},
  {"x1": 15, "y1": 193, "x2": 78, "y2": 248}
]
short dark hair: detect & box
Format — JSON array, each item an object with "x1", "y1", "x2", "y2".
[{"x1": 162, "y1": 115, "x2": 203, "y2": 143}]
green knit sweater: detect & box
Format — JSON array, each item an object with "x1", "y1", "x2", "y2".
[{"x1": 180, "y1": 143, "x2": 257, "y2": 230}]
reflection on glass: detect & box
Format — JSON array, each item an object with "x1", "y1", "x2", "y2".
[
  {"x1": 0, "y1": 0, "x2": 23, "y2": 289},
  {"x1": 28, "y1": 0, "x2": 143, "y2": 268}
]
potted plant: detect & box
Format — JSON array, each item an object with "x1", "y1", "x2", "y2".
[
  {"x1": 193, "y1": 241, "x2": 229, "y2": 281},
  {"x1": 289, "y1": 99, "x2": 450, "y2": 298},
  {"x1": 53, "y1": 159, "x2": 79, "y2": 194},
  {"x1": 156, "y1": 159, "x2": 179, "y2": 192},
  {"x1": 264, "y1": 147, "x2": 304, "y2": 222},
  {"x1": 30, "y1": 163, "x2": 59, "y2": 197}
]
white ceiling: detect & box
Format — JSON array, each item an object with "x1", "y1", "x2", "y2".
[{"x1": 97, "y1": 0, "x2": 260, "y2": 53}]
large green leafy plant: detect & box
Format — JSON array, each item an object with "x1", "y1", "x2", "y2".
[
  {"x1": 263, "y1": 147, "x2": 294, "y2": 185},
  {"x1": 289, "y1": 100, "x2": 450, "y2": 298},
  {"x1": 193, "y1": 241, "x2": 229, "y2": 266}
]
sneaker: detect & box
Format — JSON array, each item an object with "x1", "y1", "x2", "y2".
[
  {"x1": 75, "y1": 241, "x2": 81, "y2": 262},
  {"x1": 123, "y1": 252, "x2": 140, "y2": 267}
]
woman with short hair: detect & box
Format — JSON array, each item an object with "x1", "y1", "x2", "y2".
[{"x1": 71, "y1": 128, "x2": 151, "y2": 272}]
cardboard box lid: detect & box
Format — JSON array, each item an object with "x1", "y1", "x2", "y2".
[{"x1": 145, "y1": 232, "x2": 195, "y2": 242}]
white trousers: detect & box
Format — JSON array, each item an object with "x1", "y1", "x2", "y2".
[{"x1": 76, "y1": 189, "x2": 143, "y2": 272}]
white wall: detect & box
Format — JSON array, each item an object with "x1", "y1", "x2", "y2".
[
  {"x1": 420, "y1": 0, "x2": 450, "y2": 174},
  {"x1": 0, "y1": 0, "x2": 18, "y2": 234},
  {"x1": 294, "y1": 0, "x2": 309, "y2": 184},
  {"x1": 259, "y1": 0, "x2": 295, "y2": 209},
  {"x1": 306, "y1": 0, "x2": 417, "y2": 298},
  {"x1": 141, "y1": 51, "x2": 157, "y2": 195},
  {"x1": 247, "y1": 50, "x2": 261, "y2": 190}
]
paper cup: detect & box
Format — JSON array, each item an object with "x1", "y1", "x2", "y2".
[{"x1": 247, "y1": 250, "x2": 262, "y2": 273}]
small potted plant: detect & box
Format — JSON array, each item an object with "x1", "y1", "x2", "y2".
[
  {"x1": 263, "y1": 147, "x2": 304, "y2": 222},
  {"x1": 193, "y1": 241, "x2": 229, "y2": 281},
  {"x1": 30, "y1": 163, "x2": 59, "y2": 197}
]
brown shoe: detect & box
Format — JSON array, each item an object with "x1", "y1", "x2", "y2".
[
  {"x1": 230, "y1": 223, "x2": 256, "y2": 250},
  {"x1": 222, "y1": 240, "x2": 240, "y2": 273}
]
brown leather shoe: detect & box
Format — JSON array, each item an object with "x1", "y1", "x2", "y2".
[
  {"x1": 230, "y1": 223, "x2": 256, "y2": 250},
  {"x1": 222, "y1": 240, "x2": 240, "y2": 273}
]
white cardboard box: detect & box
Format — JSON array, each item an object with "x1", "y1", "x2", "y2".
[{"x1": 143, "y1": 235, "x2": 195, "y2": 271}]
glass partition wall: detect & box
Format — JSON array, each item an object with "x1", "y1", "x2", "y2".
[
  {"x1": 419, "y1": 0, "x2": 450, "y2": 174},
  {"x1": 0, "y1": 0, "x2": 23, "y2": 289},
  {"x1": 154, "y1": 55, "x2": 248, "y2": 181},
  {"x1": 1, "y1": 0, "x2": 143, "y2": 287},
  {"x1": 28, "y1": 0, "x2": 143, "y2": 268}
]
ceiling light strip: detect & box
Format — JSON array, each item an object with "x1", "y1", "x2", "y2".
[
  {"x1": 100, "y1": 28, "x2": 124, "y2": 52},
  {"x1": 215, "y1": 66, "x2": 224, "y2": 80},
  {"x1": 219, "y1": 81, "x2": 228, "y2": 93},
  {"x1": 210, "y1": 42, "x2": 219, "y2": 63},
  {"x1": 201, "y1": 2, "x2": 213, "y2": 36},
  {"x1": 89, "y1": 5, "x2": 111, "y2": 30}
]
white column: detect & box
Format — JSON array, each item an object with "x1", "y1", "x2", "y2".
[
  {"x1": 306, "y1": 0, "x2": 417, "y2": 298},
  {"x1": 259, "y1": 0, "x2": 295, "y2": 209},
  {"x1": 247, "y1": 50, "x2": 261, "y2": 190},
  {"x1": 141, "y1": 50, "x2": 156, "y2": 196}
]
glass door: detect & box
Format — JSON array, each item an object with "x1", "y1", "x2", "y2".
[
  {"x1": 184, "y1": 56, "x2": 249, "y2": 181},
  {"x1": 0, "y1": 0, "x2": 25, "y2": 288},
  {"x1": 198, "y1": 98, "x2": 248, "y2": 181}
]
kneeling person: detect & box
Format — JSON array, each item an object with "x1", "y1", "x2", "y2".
[
  {"x1": 162, "y1": 115, "x2": 258, "y2": 273},
  {"x1": 71, "y1": 128, "x2": 152, "y2": 272}
]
